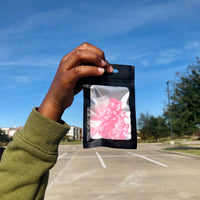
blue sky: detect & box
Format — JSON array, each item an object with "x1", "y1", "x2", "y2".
[{"x1": 0, "y1": 0, "x2": 200, "y2": 128}]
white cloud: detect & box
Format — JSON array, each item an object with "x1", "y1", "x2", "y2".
[
  {"x1": 156, "y1": 49, "x2": 182, "y2": 65},
  {"x1": 140, "y1": 60, "x2": 150, "y2": 67},
  {"x1": 14, "y1": 75, "x2": 30, "y2": 83},
  {"x1": 136, "y1": 64, "x2": 187, "y2": 86},
  {"x1": 81, "y1": 0, "x2": 200, "y2": 38},
  {"x1": 0, "y1": 8, "x2": 70, "y2": 37},
  {"x1": 90, "y1": 4, "x2": 166, "y2": 36},
  {"x1": 127, "y1": 52, "x2": 153, "y2": 60},
  {"x1": 1, "y1": 0, "x2": 199, "y2": 40},
  {"x1": 0, "y1": 56, "x2": 59, "y2": 66},
  {"x1": 184, "y1": 41, "x2": 200, "y2": 50}
]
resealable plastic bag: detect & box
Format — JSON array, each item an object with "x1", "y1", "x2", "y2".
[{"x1": 83, "y1": 64, "x2": 137, "y2": 149}]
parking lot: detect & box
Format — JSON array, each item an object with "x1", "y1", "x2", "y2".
[{"x1": 45, "y1": 143, "x2": 200, "y2": 200}]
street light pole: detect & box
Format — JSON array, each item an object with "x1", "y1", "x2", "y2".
[{"x1": 167, "y1": 81, "x2": 175, "y2": 145}]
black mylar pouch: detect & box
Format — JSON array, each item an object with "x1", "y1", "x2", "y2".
[{"x1": 83, "y1": 64, "x2": 137, "y2": 149}]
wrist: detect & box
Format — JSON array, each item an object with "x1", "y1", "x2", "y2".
[{"x1": 38, "y1": 97, "x2": 64, "y2": 122}]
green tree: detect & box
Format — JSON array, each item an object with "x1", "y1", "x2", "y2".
[
  {"x1": 138, "y1": 112, "x2": 151, "y2": 140},
  {"x1": 164, "y1": 57, "x2": 200, "y2": 136},
  {"x1": 0, "y1": 129, "x2": 12, "y2": 144},
  {"x1": 154, "y1": 116, "x2": 169, "y2": 139},
  {"x1": 138, "y1": 113, "x2": 169, "y2": 141}
]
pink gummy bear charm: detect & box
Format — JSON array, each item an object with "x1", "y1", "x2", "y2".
[{"x1": 90, "y1": 98, "x2": 129, "y2": 140}]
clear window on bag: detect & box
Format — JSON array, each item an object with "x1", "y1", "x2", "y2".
[{"x1": 88, "y1": 85, "x2": 131, "y2": 140}]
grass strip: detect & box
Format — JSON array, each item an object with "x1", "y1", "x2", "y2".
[
  {"x1": 60, "y1": 140, "x2": 83, "y2": 145},
  {"x1": 165, "y1": 146, "x2": 200, "y2": 156}
]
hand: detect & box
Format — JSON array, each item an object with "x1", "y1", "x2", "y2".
[{"x1": 38, "y1": 42, "x2": 113, "y2": 122}]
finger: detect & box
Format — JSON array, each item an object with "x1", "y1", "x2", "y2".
[
  {"x1": 105, "y1": 60, "x2": 113, "y2": 73},
  {"x1": 62, "y1": 49, "x2": 107, "y2": 70},
  {"x1": 68, "y1": 65, "x2": 105, "y2": 82},
  {"x1": 59, "y1": 65, "x2": 104, "y2": 92},
  {"x1": 76, "y1": 42, "x2": 105, "y2": 60},
  {"x1": 61, "y1": 42, "x2": 105, "y2": 63},
  {"x1": 76, "y1": 43, "x2": 113, "y2": 73}
]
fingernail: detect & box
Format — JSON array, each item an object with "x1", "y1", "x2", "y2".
[
  {"x1": 101, "y1": 59, "x2": 107, "y2": 66},
  {"x1": 109, "y1": 65, "x2": 114, "y2": 72},
  {"x1": 98, "y1": 68, "x2": 105, "y2": 74}
]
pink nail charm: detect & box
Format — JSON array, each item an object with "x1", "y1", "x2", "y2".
[{"x1": 90, "y1": 98, "x2": 130, "y2": 140}]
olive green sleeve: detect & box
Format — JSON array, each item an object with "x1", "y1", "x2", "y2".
[{"x1": 0, "y1": 108, "x2": 70, "y2": 200}]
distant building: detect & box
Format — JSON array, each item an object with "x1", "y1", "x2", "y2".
[
  {"x1": 137, "y1": 130, "x2": 141, "y2": 140},
  {"x1": 67, "y1": 126, "x2": 82, "y2": 141},
  {"x1": 1, "y1": 127, "x2": 22, "y2": 137}
]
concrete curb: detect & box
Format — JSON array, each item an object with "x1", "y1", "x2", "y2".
[{"x1": 159, "y1": 149, "x2": 200, "y2": 160}]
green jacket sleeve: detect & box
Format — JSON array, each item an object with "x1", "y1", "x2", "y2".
[{"x1": 0, "y1": 108, "x2": 70, "y2": 200}]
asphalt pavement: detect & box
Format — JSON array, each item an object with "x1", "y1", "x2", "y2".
[{"x1": 45, "y1": 143, "x2": 200, "y2": 200}]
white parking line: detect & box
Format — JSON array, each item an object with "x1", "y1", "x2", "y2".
[
  {"x1": 58, "y1": 152, "x2": 68, "y2": 160},
  {"x1": 96, "y1": 152, "x2": 107, "y2": 168},
  {"x1": 63, "y1": 169, "x2": 97, "y2": 184},
  {"x1": 63, "y1": 154, "x2": 182, "y2": 159},
  {"x1": 127, "y1": 152, "x2": 168, "y2": 167},
  {"x1": 47, "y1": 154, "x2": 75, "y2": 190}
]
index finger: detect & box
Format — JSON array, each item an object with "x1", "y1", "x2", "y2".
[
  {"x1": 61, "y1": 42, "x2": 113, "y2": 73},
  {"x1": 64, "y1": 42, "x2": 105, "y2": 61}
]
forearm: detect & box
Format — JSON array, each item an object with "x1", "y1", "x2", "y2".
[{"x1": 0, "y1": 108, "x2": 70, "y2": 200}]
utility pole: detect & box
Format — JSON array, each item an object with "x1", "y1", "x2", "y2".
[{"x1": 167, "y1": 81, "x2": 175, "y2": 145}]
